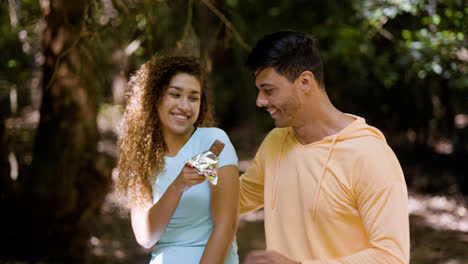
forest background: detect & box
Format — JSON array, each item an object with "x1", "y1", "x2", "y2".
[{"x1": 1, "y1": 0, "x2": 467, "y2": 263}]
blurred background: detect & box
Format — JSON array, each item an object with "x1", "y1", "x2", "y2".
[{"x1": 0, "y1": 0, "x2": 467, "y2": 263}]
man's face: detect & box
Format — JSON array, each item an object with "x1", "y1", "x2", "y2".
[{"x1": 254, "y1": 67, "x2": 302, "y2": 127}]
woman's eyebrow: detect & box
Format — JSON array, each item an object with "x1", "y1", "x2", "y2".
[
  {"x1": 168, "y1": 86, "x2": 200, "y2": 94},
  {"x1": 168, "y1": 86, "x2": 183, "y2": 91}
]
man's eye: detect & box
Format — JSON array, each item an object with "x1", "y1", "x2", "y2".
[{"x1": 265, "y1": 89, "x2": 273, "y2": 95}]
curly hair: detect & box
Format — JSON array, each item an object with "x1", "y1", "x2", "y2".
[{"x1": 116, "y1": 55, "x2": 214, "y2": 209}]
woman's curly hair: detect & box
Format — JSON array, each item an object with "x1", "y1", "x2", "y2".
[{"x1": 116, "y1": 55, "x2": 214, "y2": 209}]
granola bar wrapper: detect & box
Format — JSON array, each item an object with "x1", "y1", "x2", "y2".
[{"x1": 185, "y1": 140, "x2": 225, "y2": 185}]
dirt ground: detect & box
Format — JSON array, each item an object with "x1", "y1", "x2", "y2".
[
  {"x1": 82, "y1": 189, "x2": 468, "y2": 264},
  {"x1": 5, "y1": 107, "x2": 467, "y2": 264}
]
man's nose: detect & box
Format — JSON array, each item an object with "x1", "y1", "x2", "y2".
[{"x1": 256, "y1": 93, "x2": 268, "y2": 107}]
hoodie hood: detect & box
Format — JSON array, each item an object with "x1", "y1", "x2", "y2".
[
  {"x1": 324, "y1": 114, "x2": 386, "y2": 144},
  {"x1": 271, "y1": 114, "x2": 387, "y2": 214}
]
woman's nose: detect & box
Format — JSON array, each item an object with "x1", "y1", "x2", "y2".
[{"x1": 178, "y1": 97, "x2": 191, "y2": 111}]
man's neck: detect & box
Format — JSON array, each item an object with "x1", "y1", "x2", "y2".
[{"x1": 292, "y1": 99, "x2": 354, "y2": 145}]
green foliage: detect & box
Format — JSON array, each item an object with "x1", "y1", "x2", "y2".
[
  {"x1": 2, "y1": 1, "x2": 467, "y2": 261},
  {"x1": 3, "y1": 0, "x2": 467, "y2": 151},
  {"x1": 0, "y1": 1, "x2": 41, "y2": 115},
  {"x1": 219, "y1": 0, "x2": 468, "y2": 141}
]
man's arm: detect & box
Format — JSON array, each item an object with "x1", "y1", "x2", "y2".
[
  {"x1": 303, "y1": 182, "x2": 410, "y2": 264},
  {"x1": 246, "y1": 142, "x2": 410, "y2": 264},
  {"x1": 246, "y1": 183, "x2": 409, "y2": 264},
  {"x1": 305, "y1": 144, "x2": 410, "y2": 264},
  {"x1": 239, "y1": 153, "x2": 265, "y2": 214}
]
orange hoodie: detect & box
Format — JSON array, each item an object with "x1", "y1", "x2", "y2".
[{"x1": 239, "y1": 115, "x2": 410, "y2": 264}]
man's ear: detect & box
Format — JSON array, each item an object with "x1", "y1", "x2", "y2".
[{"x1": 297, "y1": 71, "x2": 316, "y2": 93}]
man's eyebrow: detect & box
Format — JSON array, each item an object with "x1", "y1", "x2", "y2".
[{"x1": 258, "y1": 83, "x2": 273, "y2": 89}]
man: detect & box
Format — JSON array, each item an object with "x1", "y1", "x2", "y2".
[{"x1": 240, "y1": 31, "x2": 410, "y2": 264}]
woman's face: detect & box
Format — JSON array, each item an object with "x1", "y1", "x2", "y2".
[{"x1": 157, "y1": 72, "x2": 201, "y2": 137}]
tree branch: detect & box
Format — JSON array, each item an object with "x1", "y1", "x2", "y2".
[{"x1": 199, "y1": 0, "x2": 251, "y2": 51}]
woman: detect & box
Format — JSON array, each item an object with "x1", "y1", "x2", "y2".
[{"x1": 116, "y1": 55, "x2": 240, "y2": 264}]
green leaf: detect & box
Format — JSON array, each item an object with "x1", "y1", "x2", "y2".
[
  {"x1": 268, "y1": 7, "x2": 281, "y2": 16},
  {"x1": 8, "y1": 59, "x2": 17, "y2": 68},
  {"x1": 432, "y1": 14, "x2": 441, "y2": 25},
  {"x1": 226, "y1": 0, "x2": 238, "y2": 8},
  {"x1": 402, "y1": 29, "x2": 412, "y2": 40}
]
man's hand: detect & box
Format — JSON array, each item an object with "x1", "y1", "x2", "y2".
[{"x1": 244, "y1": 250, "x2": 300, "y2": 264}]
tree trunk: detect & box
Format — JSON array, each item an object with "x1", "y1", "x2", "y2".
[
  {"x1": 0, "y1": 94, "x2": 13, "y2": 209},
  {"x1": 1, "y1": 0, "x2": 112, "y2": 262}
]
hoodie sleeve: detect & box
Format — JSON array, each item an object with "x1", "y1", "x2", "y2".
[
  {"x1": 239, "y1": 149, "x2": 265, "y2": 215},
  {"x1": 302, "y1": 141, "x2": 410, "y2": 264}
]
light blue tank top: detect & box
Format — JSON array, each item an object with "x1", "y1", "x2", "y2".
[{"x1": 150, "y1": 127, "x2": 239, "y2": 264}]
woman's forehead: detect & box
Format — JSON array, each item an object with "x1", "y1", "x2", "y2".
[{"x1": 168, "y1": 73, "x2": 201, "y2": 92}]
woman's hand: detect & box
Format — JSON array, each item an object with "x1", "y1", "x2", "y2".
[
  {"x1": 173, "y1": 164, "x2": 206, "y2": 193},
  {"x1": 131, "y1": 164, "x2": 206, "y2": 248}
]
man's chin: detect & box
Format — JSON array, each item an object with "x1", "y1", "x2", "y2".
[{"x1": 274, "y1": 120, "x2": 289, "y2": 128}]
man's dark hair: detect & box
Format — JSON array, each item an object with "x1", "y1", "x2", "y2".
[{"x1": 245, "y1": 30, "x2": 324, "y2": 88}]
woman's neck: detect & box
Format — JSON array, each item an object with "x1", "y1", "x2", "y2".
[{"x1": 163, "y1": 127, "x2": 196, "y2": 157}]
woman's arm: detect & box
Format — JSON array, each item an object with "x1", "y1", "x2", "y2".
[
  {"x1": 200, "y1": 165, "x2": 240, "y2": 263},
  {"x1": 131, "y1": 165, "x2": 205, "y2": 248}
]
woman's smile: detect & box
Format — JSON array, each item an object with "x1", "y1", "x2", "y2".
[{"x1": 157, "y1": 73, "x2": 201, "y2": 136}]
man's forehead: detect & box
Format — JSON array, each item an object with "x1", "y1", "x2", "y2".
[
  {"x1": 254, "y1": 67, "x2": 277, "y2": 83},
  {"x1": 254, "y1": 68, "x2": 265, "y2": 78},
  {"x1": 255, "y1": 67, "x2": 275, "y2": 78}
]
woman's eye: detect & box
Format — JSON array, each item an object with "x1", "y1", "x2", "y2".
[
  {"x1": 169, "y1": 93, "x2": 180, "y2": 97},
  {"x1": 190, "y1": 97, "x2": 200, "y2": 101}
]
